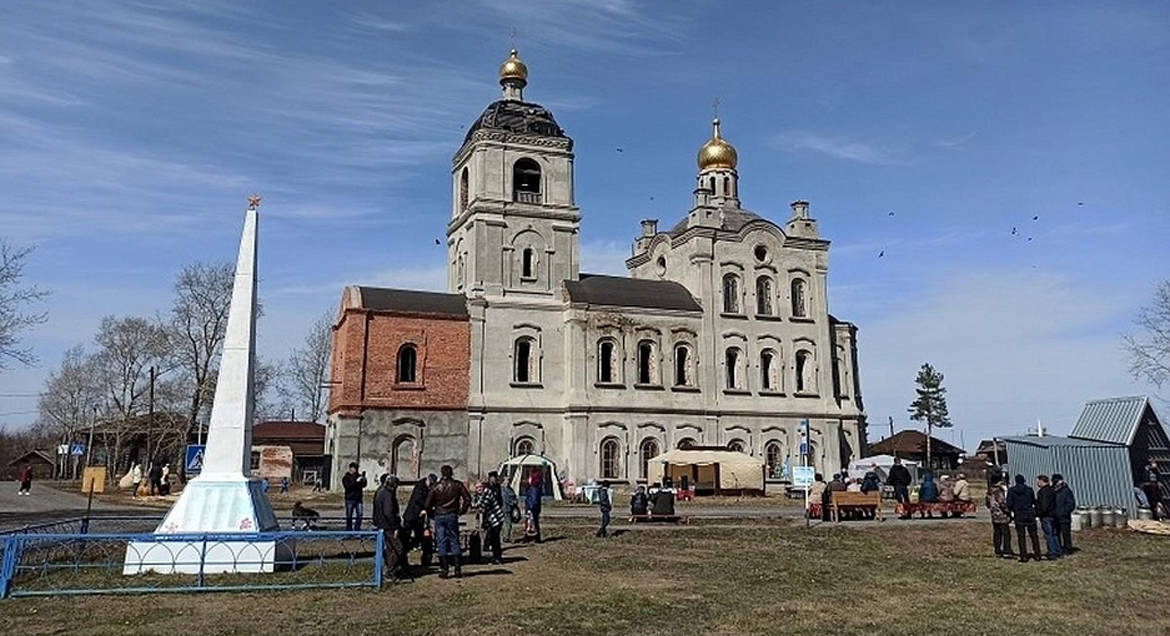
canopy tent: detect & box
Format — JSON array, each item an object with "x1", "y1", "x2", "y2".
[
  {"x1": 647, "y1": 449, "x2": 765, "y2": 494},
  {"x1": 848, "y1": 454, "x2": 920, "y2": 483},
  {"x1": 499, "y1": 454, "x2": 564, "y2": 501}
]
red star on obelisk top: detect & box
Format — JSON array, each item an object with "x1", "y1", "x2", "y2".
[{"x1": 247, "y1": 194, "x2": 262, "y2": 210}]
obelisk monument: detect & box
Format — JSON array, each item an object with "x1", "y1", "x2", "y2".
[{"x1": 125, "y1": 197, "x2": 283, "y2": 574}]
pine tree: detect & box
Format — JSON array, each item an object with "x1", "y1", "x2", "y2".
[{"x1": 907, "y1": 363, "x2": 952, "y2": 468}]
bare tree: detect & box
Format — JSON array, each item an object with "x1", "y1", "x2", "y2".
[
  {"x1": 254, "y1": 357, "x2": 289, "y2": 422},
  {"x1": 1124, "y1": 280, "x2": 1170, "y2": 394},
  {"x1": 0, "y1": 242, "x2": 48, "y2": 369},
  {"x1": 285, "y1": 311, "x2": 333, "y2": 422},
  {"x1": 167, "y1": 262, "x2": 234, "y2": 445},
  {"x1": 37, "y1": 345, "x2": 100, "y2": 478},
  {"x1": 91, "y1": 316, "x2": 173, "y2": 474}
]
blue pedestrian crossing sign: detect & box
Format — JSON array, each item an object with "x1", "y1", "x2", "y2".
[{"x1": 185, "y1": 444, "x2": 206, "y2": 476}]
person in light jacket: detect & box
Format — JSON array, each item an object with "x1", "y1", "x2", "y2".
[
  {"x1": 986, "y1": 475, "x2": 1013, "y2": 559},
  {"x1": 130, "y1": 463, "x2": 143, "y2": 499}
]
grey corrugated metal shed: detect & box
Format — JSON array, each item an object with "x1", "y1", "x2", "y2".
[
  {"x1": 1069, "y1": 395, "x2": 1150, "y2": 445},
  {"x1": 1002, "y1": 435, "x2": 1137, "y2": 516}
]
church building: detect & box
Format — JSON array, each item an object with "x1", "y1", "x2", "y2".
[{"x1": 326, "y1": 50, "x2": 867, "y2": 488}]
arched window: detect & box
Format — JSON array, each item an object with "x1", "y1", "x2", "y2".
[
  {"x1": 709, "y1": 176, "x2": 716, "y2": 193},
  {"x1": 727, "y1": 439, "x2": 746, "y2": 453},
  {"x1": 639, "y1": 438, "x2": 660, "y2": 479},
  {"x1": 513, "y1": 158, "x2": 541, "y2": 203},
  {"x1": 677, "y1": 437, "x2": 697, "y2": 450},
  {"x1": 795, "y1": 349, "x2": 812, "y2": 393},
  {"x1": 722, "y1": 176, "x2": 730, "y2": 196},
  {"x1": 514, "y1": 337, "x2": 536, "y2": 383},
  {"x1": 521, "y1": 247, "x2": 535, "y2": 279},
  {"x1": 397, "y1": 344, "x2": 417, "y2": 383},
  {"x1": 600, "y1": 437, "x2": 621, "y2": 479},
  {"x1": 791, "y1": 278, "x2": 807, "y2": 318},
  {"x1": 514, "y1": 436, "x2": 536, "y2": 457},
  {"x1": 725, "y1": 347, "x2": 742, "y2": 389},
  {"x1": 722, "y1": 274, "x2": 740, "y2": 314},
  {"x1": 637, "y1": 340, "x2": 656, "y2": 385},
  {"x1": 673, "y1": 344, "x2": 692, "y2": 387},
  {"x1": 459, "y1": 167, "x2": 469, "y2": 211},
  {"x1": 760, "y1": 349, "x2": 776, "y2": 391},
  {"x1": 756, "y1": 276, "x2": 773, "y2": 316},
  {"x1": 391, "y1": 435, "x2": 417, "y2": 478},
  {"x1": 765, "y1": 441, "x2": 783, "y2": 478},
  {"x1": 456, "y1": 253, "x2": 465, "y2": 289},
  {"x1": 598, "y1": 339, "x2": 616, "y2": 383}
]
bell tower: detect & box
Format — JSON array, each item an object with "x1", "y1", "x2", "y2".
[{"x1": 447, "y1": 49, "x2": 580, "y2": 298}]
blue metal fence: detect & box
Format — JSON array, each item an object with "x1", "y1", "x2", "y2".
[{"x1": 1, "y1": 526, "x2": 383, "y2": 598}]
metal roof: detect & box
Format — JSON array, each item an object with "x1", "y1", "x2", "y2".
[
  {"x1": 564, "y1": 274, "x2": 702, "y2": 312},
  {"x1": 999, "y1": 435, "x2": 1125, "y2": 449},
  {"x1": 354, "y1": 286, "x2": 468, "y2": 317},
  {"x1": 1002, "y1": 435, "x2": 1137, "y2": 516},
  {"x1": 1069, "y1": 395, "x2": 1150, "y2": 445}
]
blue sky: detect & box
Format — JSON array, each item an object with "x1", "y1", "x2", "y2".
[{"x1": 1, "y1": 1, "x2": 1167, "y2": 446}]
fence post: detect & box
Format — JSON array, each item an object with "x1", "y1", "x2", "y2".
[
  {"x1": 373, "y1": 530, "x2": 383, "y2": 588},
  {"x1": 0, "y1": 535, "x2": 18, "y2": 598},
  {"x1": 198, "y1": 534, "x2": 207, "y2": 588}
]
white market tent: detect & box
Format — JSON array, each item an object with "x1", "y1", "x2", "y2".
[
  {"x1": 647, "y1": 448, "x2": 765, "y2": 494},
  {"x1": 848, "y1": 454, "x2": 920, "y2": 483},
  {"x1": 499, "y1": 453, "x2": 564, "y2": 501}
]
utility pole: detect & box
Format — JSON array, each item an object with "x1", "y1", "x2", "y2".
[
  {"x1": 146, "y1": 366, "x2": 155, "y2": 467},
  {"x1": 85, "y1": 405, "x2": 97, "y2": 470}
]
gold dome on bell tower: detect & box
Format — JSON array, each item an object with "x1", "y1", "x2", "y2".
[
  {"x1": 499, "y1": 49, "x2": 528, "y2": 86},
  {"x1": 697, "y1": 118, "x2": 738, "y2": 171}
]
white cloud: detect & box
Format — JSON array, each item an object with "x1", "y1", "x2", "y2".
[
  {"x1": 859, "y1": 269, "x2": 1154, "y2": 444},
  {"x1": 772, "y1": 131, "x2": 909, "y2": 165}
]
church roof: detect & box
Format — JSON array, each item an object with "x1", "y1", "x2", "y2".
[
  {"x1": 666, "y1": 207, "x2": 769, "y2": 237},
  {"x1": 564, "y1": 274, "x2": 701, "y2": 312},
  {"x1": 352, "y1": 286, "x2": 468, "y2": 317},
  {"x1": 464, "y1": 99, "x2": 567, "y2": 144}
]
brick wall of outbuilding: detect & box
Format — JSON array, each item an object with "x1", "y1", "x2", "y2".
[{"x1": 328, "y1": 309, "x2": 470, "y2": 416}]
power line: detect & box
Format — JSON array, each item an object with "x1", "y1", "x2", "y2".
[{"x1": 0, "y1": 409, "x2": 38, "y2": 416}]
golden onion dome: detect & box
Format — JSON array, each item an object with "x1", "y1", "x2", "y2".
[
  {"x1": 499, "y1": 48, "x2": 528, "y2": 85},
  {"x1": 697, "y1": 118, "x2": 737, "y2": 171}
]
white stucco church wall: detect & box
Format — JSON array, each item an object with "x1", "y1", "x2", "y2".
[{"x1": 328, "y1": 50, "x2": 866, "y2": 488}]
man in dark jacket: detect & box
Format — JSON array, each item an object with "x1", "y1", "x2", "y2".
[
  {"x1": 596, "y1": 481, "x2": 613, "y2": 538},
  {"x1": 1142, "y1": 459, "x2": 1162, "y2": 521},
  {"x1": 341, "y1": 462, "x2": 367, "y2": 531},
  {"x1": 373, "y1": 475, "x2": 406, "y2": 578},
  {"x1": 402, "y1": 475, "x2": 434, "y2": 565},
  {"x1": 425, "y1": 465, "x2": 472, "y2": 579},
  {"x1": 1006, "y1": 474, "x2": 1042, "y2": 562},
  {"x1": 888, "y1": 457, "x2": 912, "y2": 518},
  {"x1": 1035, "y1": 475, "x2": 1060, "y2": 559},
  {"x1": 1052, "y1": 474, "x2": 1076, "y2": 555},
  {"x1": 148, "y1": 462, "x2": 163, "y2": 496},
  {"x1": 630, "y1": 485, "x2": 649, "y2": 516}
]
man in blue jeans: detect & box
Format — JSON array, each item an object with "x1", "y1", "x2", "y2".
[
  {"x1": 342, "y1": 462, "x2": 367, "y2": 531},
  {"x1": 1035, "y1": 474, "x2": 1061, "y2": 559},
  {"x1": 425, "y1": 464, "x2": 472, "y2": 579}
]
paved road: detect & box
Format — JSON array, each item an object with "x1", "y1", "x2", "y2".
[
  {"x1": 0, "y1": 481, "x2": 986, "y2": 531},
  {"x1": 0, "y1": 481, "x2": 145, "y2": 531}
]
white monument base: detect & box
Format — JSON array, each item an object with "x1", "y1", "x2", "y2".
[{"x1": 123, "y1": 476, "x2": 288, "y2": 575}]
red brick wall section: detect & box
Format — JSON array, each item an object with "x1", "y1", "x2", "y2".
[{"x1": 329, "y1": 308, "x2": 469, "y2": 416}]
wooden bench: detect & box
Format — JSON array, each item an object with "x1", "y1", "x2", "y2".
[
  {"x1": 628, "y1": 514, "x2": 689, "y2": 524},
  {"x1": 895, "y1": 500, "x2": 976, "y2": 518},
  {"x1": 830, "y1": 491, "x2": 883, "y2": 523}
]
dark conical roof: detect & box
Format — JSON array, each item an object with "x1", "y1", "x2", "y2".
[{"x1": 464, "y1": 100, "x2": 568, "y2": 144}]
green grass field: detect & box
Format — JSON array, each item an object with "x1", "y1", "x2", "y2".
[{"x1": 2, "y1": 518, "x2": 1167, "y2": 635}]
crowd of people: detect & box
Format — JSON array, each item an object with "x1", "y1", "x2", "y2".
[
  {"x1": 986, "y1": 473, "x2": 1076, "y2": 561},
  {"x1": 358, "y1": 463, "x2": 552, "y2": 581}
]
